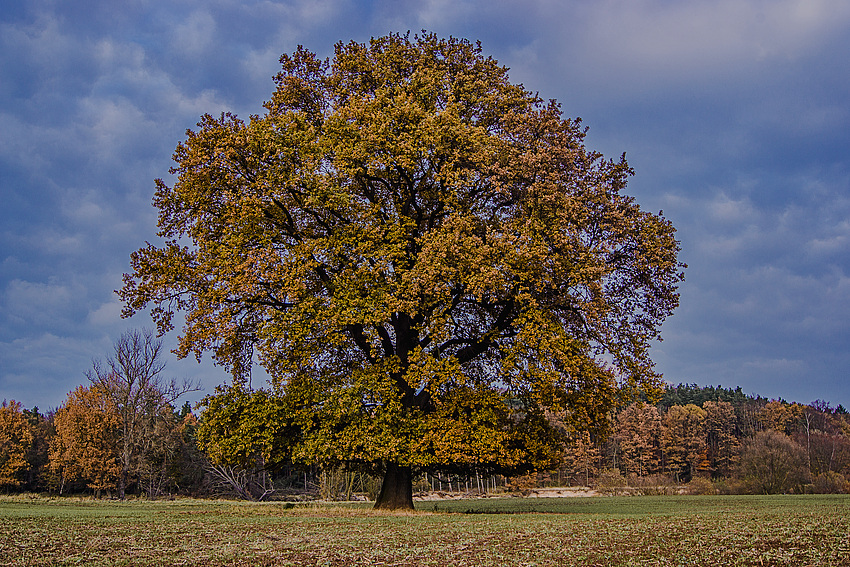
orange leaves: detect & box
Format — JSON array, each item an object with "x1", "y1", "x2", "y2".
[
  {"x1": 662, "y1": 404, "x2": 708, "y2": 480},
  {"x1": 0, "y1": 400, "x2": 33, "y2": 487},
  {"x1": 405, "y1": 213, "x2": 506, "y2": 310},
  {"x1": 615, "y1": 402, "x2": 663, "y2": 477},
  {"x1": 49, "y1": 385, "x2": 121, "y2": 492},
  {"x1": 121, "y1": 33, "x2": 685, "y2": 486},
  {"x1": 402, "y1": 347, "x2": 462, "y2": 395},
  {"x1": 757, "y1": 400, "x2": 802, "y2": 434}
]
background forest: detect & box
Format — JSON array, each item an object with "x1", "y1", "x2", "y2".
[{"x1": 2, "y1": 380, "x2": 848, "y2": 500}]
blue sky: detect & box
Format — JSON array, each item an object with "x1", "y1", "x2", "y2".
[{"x1": 2, "y1": 0, "x2": 849, "y2": 410}]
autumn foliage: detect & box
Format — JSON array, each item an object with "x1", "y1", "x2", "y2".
[
  {"x1": 0, "y1": 400, "x2": 33, "y2": 488},
  {"x1": 49, "y1": 385, "x2": 121, "y2": 494},
  {"x1": 120, "y1": 33, "x2": 684, "y2": 509},
  {"x1": 3, "y1": 381, "x2": 849, "y2": 498}
]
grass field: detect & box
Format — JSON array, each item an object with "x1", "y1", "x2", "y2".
[{"x1": 1, "y1": 494, "x2": 848, "y2": 566}]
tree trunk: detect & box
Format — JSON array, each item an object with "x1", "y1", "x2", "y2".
[
  {"x1": 373, "y1": 462, "x2": 414, "y2": 510},
  {"x1": 118, "y1": 468, "x2": 127, "y2": 500}
]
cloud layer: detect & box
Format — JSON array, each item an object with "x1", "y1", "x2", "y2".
[{"x1": 2, "y1": 0, "x2": 848, "y2": 409}]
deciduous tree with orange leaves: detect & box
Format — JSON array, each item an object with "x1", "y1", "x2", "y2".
[
  {"x1": 662, "y1": 404, "x2": 707, "y2": 482},
  {"x1": 0, "y1": 400, "x2": 33, "y2": 488},
  {"x1": 49, "y1": 385, "x2": 121, "y2": 495},
  {"x1": 704, "y1": 400, "x2": 739, "y2": 477},
  {"x1": 121, "y1": 33, "x2": 684, "y2": 509},
  {"x1": 615, "y1": 401, "x2": 662, "y2": 477}
]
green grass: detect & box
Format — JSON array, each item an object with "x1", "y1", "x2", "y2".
[{"x1": 1, "y1": 495, "x2": 848, "y2": 566}]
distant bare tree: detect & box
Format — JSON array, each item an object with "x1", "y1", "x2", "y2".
[{"x1": 88, "y1": 328, "x2": 199, "y2": 499}]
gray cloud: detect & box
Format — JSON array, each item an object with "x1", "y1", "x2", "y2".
[{"x1": 2, "y1": 0, "x2": 849, "y2": 409}]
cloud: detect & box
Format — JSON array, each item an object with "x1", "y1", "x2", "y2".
[
  {"x1": 649, "y1": 165, "x2": 850, "y2": 402},
  {"x1": 3, "y1": 279, "x2": 75, "y2": 327},
  {"x1": 536, "y1": 0, "x2": 850, "y2": 90},
  {"x1": 809, "y1": 220, "x2": 850, "y2": 256},
  {"x1": 0, "y1": 334, "x2": 91, "y2": 408},
  {"x1": 86, "y1": 299, "x2": 125, "y2": 328},
  {"x1": 587, "y1": 0, "x2": 847, "y2": 61},
  {"x1": 2, "y1": 0, "x2": 850, "y2": 410},
  {"x1": 170, "y1": 10, "x2": 217, "y2": 56}
]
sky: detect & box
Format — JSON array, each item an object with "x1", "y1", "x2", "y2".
[{"x1": 1, "y1": 0, "x2": 849, "y2": 411}]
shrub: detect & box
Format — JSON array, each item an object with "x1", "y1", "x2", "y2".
[
  {"x1": 686, "y1": 477, "x2": 716, "y2": 495},
  {"x1": 737, "y1": 430, "x2": 809, "y2": 494},
  {"x1": 713, "y1": 477, "x2": 746, "y2": 495},
  {"x1": 629, "y1": 473, "x2": 678, "y2": 495},
  {"x1": 506, "y1": 473, "x2": 537, "y2": 496},
  {"x1": 810, "y1": 471, "x2": 849, "y2": 494},
  {"x1": 596, "y1": 468, "x2": 627, "y2": 488},
  {"x1": 595, "y1": 469, "x2": 628, "y2": 494}
]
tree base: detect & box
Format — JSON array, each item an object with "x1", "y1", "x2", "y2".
[{"x1": 373, "y1": 462, "x2": 414, "y2": 510}]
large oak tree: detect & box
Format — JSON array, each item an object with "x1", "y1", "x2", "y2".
[{"x1": 120, "y1": 33, "x2": 684, "y2": 509}]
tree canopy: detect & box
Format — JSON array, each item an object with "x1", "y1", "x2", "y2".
[
  {"x1": 120, "y1": 33, "x2": 684, "y2": 509},
  {"x1": 49, "y1": 385, "x2": 121, "y2": 495},
  {"x1": 0, "y1": 400, "x2": 33, "y2": 488}
]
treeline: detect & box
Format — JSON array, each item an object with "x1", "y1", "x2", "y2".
[
  {"x1": 0, "y1": 396, "x2": 199, "y2": 496},
  {"x1": 0, "y1": 393, "x2": 371, "y2": 500},
  {"x1": 0, "y1": 329, "x2": 293, "y2": 499},
  {"x1": 2, "y1": 379, "x2": 848, "y2": 498},
  {"x1": 553, "y1": 384, "x2": 850, "y2": 494}
]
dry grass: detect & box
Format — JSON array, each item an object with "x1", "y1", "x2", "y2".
[{"x1": 0, "y1": 494, "x2": 847, "y2": 566}]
